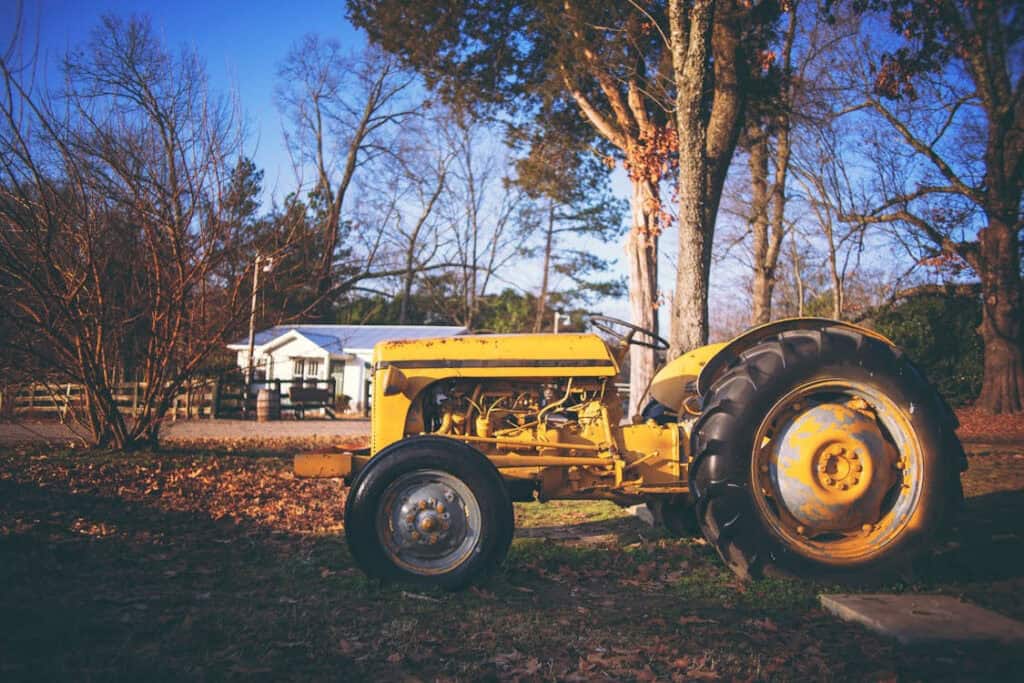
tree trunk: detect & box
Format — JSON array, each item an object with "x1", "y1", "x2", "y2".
[
  {"x1": 669, "y1": 0, "x2": 712, "y2": 357},
  {"x1": 399, "y1": 244, "x2": 416, "y2": 324},
  {"x1": 823, "y1": 217, "x2": 843, "y2": 319},
  {"x1": 673, "y1": 204, "x2": 710, "y2": 357},
  {"x1": 976, "y1": 216, "x2": 1024, "y2": 413},
  {"x1": 533, "y1": 203, "x2": 555, "y2": 333},
  {"x1": 625, "y1": 179, "x2": 659, "y2": 417},
  {"x1": 790, "y1": 237, "x2": 805, "y2": 316},
  {"x1": 749, "y1": 127, "x2": 772, "y2": 325},
  {"x1": 751, "y1": 0, "x2": 795, "y2": 325},
  {"x1": 668, "y1": 0, "x2": 743, "y2": 358}
]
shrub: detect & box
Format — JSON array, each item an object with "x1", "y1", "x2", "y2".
[{"x1": 872, "y1": 292, "x2": 983, "y2": 406}]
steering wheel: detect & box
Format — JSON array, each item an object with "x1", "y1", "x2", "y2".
[{"x1": 589, "y1": 315, "x2": 669, "y2": 351}]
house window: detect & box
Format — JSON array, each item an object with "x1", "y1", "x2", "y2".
[
  {"x1": 293, "y1": 359, "x2": 304, "y2": 377},
  {"x1": 306, "y1": 360, "x2": 321, "y2": 378}
]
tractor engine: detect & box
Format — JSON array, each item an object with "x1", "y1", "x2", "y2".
[{"x1": 420, "y1": 378, "x2": 618, "y2": 455}]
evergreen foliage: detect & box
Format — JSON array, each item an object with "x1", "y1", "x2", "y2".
[{"x1": 873, "y1": 293, "x2": 983, "y2": 406}]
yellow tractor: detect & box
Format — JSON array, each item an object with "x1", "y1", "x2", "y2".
[{"x1": 298, "y1": 317, "x2": 965, "y2": 589}]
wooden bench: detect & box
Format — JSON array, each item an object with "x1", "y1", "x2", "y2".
[{"x1": 288, "y1": 387, "x2": 336, "y2": 419}]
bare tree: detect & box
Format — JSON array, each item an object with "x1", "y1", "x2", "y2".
[
  {"x1": 276, "y1": 38, "x2": 417, "y2": 319},
  {"x1": 418, "y1": 115, "x2": 530, "y2": 330},
  {"x1": 383, "y1": 115, "x2": 455, "y2": 323},
  {"x1": 835, "y1": 2, "x2": 1022, "y2": 412},
  {"x1": 746, "y1": 0, "x2": 799, "y2": 324},
  {"x1": 0, "y1": 16, "x2": 273, "y2": 449}
]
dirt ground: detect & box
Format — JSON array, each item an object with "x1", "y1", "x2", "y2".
[
  {"x1": 1, "y1": 441, "x2": 1022, "y2": 681},
  {"x1": 0, "y1": 418, "x2": 370, "y2": 447}
]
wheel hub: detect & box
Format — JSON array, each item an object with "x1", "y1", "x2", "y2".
[
  {"x1": 769, "y1": 403, "x2": 899, "y2": 533},
  {"x1": 378, "y1": 470, "x2": 481, "y2": 575}
]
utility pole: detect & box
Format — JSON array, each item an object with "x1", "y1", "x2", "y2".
[{"x1": 246, "y1": 255, "x2": 275, "y2": 412}]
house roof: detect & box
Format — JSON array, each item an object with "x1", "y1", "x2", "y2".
[{"x1": 228, "y1": 324, "x2": 468, "y2": 353}]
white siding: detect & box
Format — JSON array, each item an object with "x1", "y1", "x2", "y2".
[
  {"x1": 341, "y1": 358, "x2": 371, "y2": 411},
  {"x1": 263, "y1": 334, "x2": 328, "y2": 381}
]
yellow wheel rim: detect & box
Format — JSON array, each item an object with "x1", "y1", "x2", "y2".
[{"x1": 751, "y1": 380, "x2": 924, "y2": 564}]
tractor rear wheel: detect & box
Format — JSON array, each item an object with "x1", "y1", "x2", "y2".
[
  {"x1": 345, "y1": 436, "x2": 514, "y2": 590},
  {"x1": 690, "y1": 326, "x2": 964, "y2": 581}
]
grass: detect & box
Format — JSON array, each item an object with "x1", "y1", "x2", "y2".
[{"x1": 1, "y1": 446, "x2": 1023, "y2": 680}]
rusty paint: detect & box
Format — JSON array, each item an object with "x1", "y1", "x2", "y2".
[{"x1": 751, "y1": 379, "x2": 925, "y2": 563}]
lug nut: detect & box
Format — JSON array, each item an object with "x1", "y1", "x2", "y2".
[
  {"x1": 430, "y1": 534, "x2": 440, "y2": 545},
  {"x1": 853, "y1": 463, "x2": 863, "y2": 473},
  {"x1": 796, "y1": 525, "x2": 806, "y2": 535},
  {"x1": 851, "y1": 478, "x2": 859, "y2": 486},
  {"x1": 825, "y1": 477, "x2": 835, "y2": 486},
  {"x1": 436, "y1": 503, "x2": 445, "y2": 513},
  {"x1": 444, "y1": 490, "x2": 455, "y2": 502},
  {"x1": 410, "y1": 531, "x2": 420, "y2": 541},
  {"x1": 851, "y1": 450, "x2": 860, "y2": 460},
  {"x1": 418, "y1": 500, "x2": 427, "y2": 510}
]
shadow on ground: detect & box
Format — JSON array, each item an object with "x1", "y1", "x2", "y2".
[
  {"x1": 1, "y1": 451, "x2": 1022, "y2": 680},
  {"x1": 912, "y1": 489, "x2": 1024, "y2": 617}
]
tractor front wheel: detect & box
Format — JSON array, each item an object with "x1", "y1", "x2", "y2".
[
  {"x1": 345, "y1": 436, "x2": 514, "y2": 590},
  {"x1": 690, "y1": 326, "x2": 964, "y2": 581}
]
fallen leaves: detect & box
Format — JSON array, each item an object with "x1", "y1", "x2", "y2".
[
  {"x1": 1, "y1": 446, "x2": 1023, "y2": 681},
  {"x1": 956, "y1": 408, "x2": 1024, "y2": 443}
]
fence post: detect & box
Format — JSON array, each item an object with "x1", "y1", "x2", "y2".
[
  {"x1": 60, "y1": 383, "x2": 70, "y2": 423},
  {"x1": 211, "y1": 378, "x2": 221, "y2": 420}
]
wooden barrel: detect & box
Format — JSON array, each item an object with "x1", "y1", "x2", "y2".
[{"x1": 256, "y1": 388, "x2": 280, "y2": 422}]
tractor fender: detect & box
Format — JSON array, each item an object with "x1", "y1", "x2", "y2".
[
  {"x1": 649, "y1": 342, "x2": 728, "y2": 412},
  {"x1": 695, "y1": 317, "x2": 897, "y2": 395}
]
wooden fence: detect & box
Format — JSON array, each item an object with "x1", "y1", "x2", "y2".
[
  {"x1": 0, "y1": 377, "x2": 338, "y2": 422},
  {"x1": 0, "y1": 380, "x2": 221, "y2": 421}
]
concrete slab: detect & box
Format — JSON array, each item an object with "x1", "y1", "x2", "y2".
[{"x1": 820, "y1": 593, "x2": 1024, "y2": 645}]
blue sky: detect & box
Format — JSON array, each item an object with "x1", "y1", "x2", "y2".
[{"x1": 3, "y1": 0, "x2": 364, "y2": 198}]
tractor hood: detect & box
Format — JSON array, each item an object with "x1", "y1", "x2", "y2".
[{"x1": 373, "y1": 333, "x2": 619, "y2": 377}]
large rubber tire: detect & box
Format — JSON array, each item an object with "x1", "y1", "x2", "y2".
[
  {"x1": 345, "y1": 435, "x2": 514, "y2": 590},
  {"x1": 690, "y1": 326, "x2": 965, "y2": 582}
]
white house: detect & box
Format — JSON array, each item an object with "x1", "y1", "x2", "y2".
[{"x1": 227, "y1": 324, "x2": 467, "y2": 412}]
